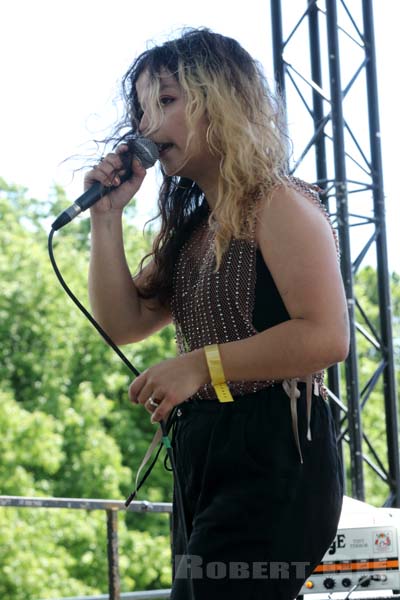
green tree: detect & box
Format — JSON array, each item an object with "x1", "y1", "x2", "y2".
[{"x1": 0, "y1": 178, "x2": 174, "y2": 598}]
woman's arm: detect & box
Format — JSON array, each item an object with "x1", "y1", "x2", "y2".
[
  {"x1": 214, "y1": 183, "x2": 349, "y2": 380},
  {"x1": 87, "y1": 148, "x2": 172, "y2": 344},
  {"x1": 89, "y1": 212, "x2": 171, "y2": 345}
]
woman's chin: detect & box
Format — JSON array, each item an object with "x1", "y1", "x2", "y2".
[{"x1": 161, "y1": 160, "x2": 189, "y2": 179}]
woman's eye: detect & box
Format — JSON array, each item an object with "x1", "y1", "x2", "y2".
[{"x1": 160, "y1": 96, "x2": 174, "y2": 106}]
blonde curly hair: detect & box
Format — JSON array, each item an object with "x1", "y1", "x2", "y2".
[{"x1": 120, "y1": 28, "x2": 288, "y2": 301}]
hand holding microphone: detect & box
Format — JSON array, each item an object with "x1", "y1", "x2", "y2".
[
  {"x1": 52, "y1": 137, "x2": 159, "y2": 230},
  {"x1": 84, "y1": 144, "x2": 146, "y2": 215}
]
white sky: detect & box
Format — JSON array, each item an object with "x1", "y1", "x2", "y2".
[{"x1": 0, "y1": 0, "x2": 398, "y2": 272}]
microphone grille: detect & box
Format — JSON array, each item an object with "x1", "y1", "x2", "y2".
[{"x1": 131, "y1": 137, "x2": 159, "y2": 169}]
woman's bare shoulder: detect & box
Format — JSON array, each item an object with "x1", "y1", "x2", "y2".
[{"x1": 254, "y1": 178, "x2": 346, "y2": 332}]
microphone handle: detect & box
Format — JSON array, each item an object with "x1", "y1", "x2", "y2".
[
  {"x1": 76, "y1": 180, "x2": 106, "y2": 211},
  {"x1": 51, "y1": 167, "x2": 133, "y2": 231}
]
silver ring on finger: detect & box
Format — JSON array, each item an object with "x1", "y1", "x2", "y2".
[{"x1": 148, "y1": 397, "x2": 159, "y2": 409}]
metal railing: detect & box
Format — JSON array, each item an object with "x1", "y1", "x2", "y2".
[
  {"x1": 0, "y1": 495, "x2": 172, "y2": 600},
  {"x1": 38, "y1": 593, "x2": 171, "y2": 600}
]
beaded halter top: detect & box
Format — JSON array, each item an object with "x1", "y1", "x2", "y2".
[{"x1": 170, "y1": 177, "x2": 339, "y2": 463}]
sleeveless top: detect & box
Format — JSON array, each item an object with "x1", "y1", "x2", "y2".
[{"x1": 170, "y1": 177, "x2": 339, "y2": 464}]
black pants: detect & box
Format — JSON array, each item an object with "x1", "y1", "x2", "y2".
[{"x1": 170, "y1": 383, "x2": 343, "y2": 600}]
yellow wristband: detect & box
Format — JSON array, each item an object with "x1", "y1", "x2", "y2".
[{"x1": 204, "y1": 344, "x2": 234, "y2": 403}]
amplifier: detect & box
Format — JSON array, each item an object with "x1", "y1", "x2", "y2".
[{"x1": 300, "y1": 496, "x2": 400, "y2": 596}]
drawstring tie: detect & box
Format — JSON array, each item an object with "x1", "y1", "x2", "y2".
[{"x1": 282, "y1": 375, "x2": 317, "y2": 464}]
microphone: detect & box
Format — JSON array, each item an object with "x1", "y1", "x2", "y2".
[{"x1": 51, "y1": 137, "x2": 159, "y2": 231}]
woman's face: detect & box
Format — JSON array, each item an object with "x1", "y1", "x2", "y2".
[{"x1": 136, "y1": 68, "x2": 219, "y2": 185}]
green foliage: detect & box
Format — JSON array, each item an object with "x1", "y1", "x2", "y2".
[
  {"x1": 0, "y1": 508, "x2": 105, "y2": 598},
  {"x1": 0, "y1": 390, "x2": 64, "y2": 495},
  {"x1": 0, "y1": 178, "x2": 173, "y2": 598}
]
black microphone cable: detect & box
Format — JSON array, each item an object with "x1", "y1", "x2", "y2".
[{"x1": 48, "y1": 226, "x2": 195, "y2": 600}]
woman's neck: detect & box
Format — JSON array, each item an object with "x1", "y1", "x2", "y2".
[{"x1": 197, "y1": 177, "x2": 219, "y2": 211}]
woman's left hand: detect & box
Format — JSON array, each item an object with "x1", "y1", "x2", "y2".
[{"x1": 128, "y1": 349, "x2": 209, "y2": 423}]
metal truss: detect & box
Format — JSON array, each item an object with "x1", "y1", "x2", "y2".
[{"x1": 270, "y1": 0, "x2": 399, "y2": 506}]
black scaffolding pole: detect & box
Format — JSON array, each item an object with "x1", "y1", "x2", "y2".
[{"x1": 269, "y1": 0, "x2": 399, "y2": 506}]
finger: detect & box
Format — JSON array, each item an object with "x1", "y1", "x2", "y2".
[
  {"x1": 147, "y1": 397, "x2": 160, "y2": 410},
  {"x1": 101, "y1": 151, "x2": 125, "y2": 169},
  {"x1": 115, "y1": 144, "x2": 129, "y2": 155},
  {"x1": 97, "y1": 154, "x2": 126, "y2": 184},
  {"x1": 113, "y1": 147, "x2": 145, "y2": 180},
  {"x1": 94, "y1": 156, "x2": 145, "y2": 192},
  {"x1": 85, "y1": 163, "x2": 119, "y2": 189},
  {"x1": 151, "y1": 398, "x2": 172, "y2": 424},
  {"x1": 146, "y1": 396, "x2": 162, "y2": 415},
  {"x1": 130, "y1": 158, "x2": 147, "y2": 179},
  {"x1": 94, "y1": 166, "x2": 120, "y2": 187},
  {"x1": 137, "y1": 381, "x2": 155, "y2": 407},
  {"x1": 128, "y1": 376, "x2": 147, "y2": 404},
  {"x1": 150, "y1": 406, "x2": 174, "y2": 425}
]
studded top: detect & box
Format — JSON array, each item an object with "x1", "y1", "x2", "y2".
[
  {"x1": 170, "y1": 176, "x2": 336, "y2": 398},
  {"x1": 170, "y1": 176, "x2": 337, "y2": 461}
]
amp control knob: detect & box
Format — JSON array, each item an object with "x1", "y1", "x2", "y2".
[{"x1": 323, "y1": 577, "x2": 336, "y2": 589}]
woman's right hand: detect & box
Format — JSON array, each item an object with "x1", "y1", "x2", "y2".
[{"x1": 85, "y1": 144, "x2": 147, "y2": 214}]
